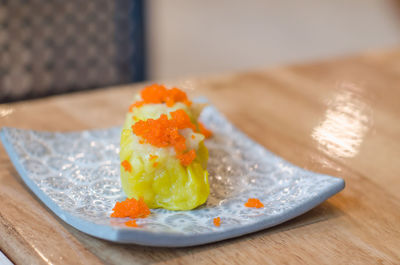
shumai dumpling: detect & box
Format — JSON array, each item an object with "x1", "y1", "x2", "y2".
[{"x1": 119, "y1": 84, "x2": 212, "y2": 210}]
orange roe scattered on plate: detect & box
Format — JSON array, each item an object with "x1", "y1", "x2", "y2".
[
  {"x1": 125, "y1": 220, "x2": 138, "y2": 227},
  {"x1": 132, "y1": 109, "x2": 198, "y2": 166},
  {"x1": 110, "y1": 197, "x2": 151, "y2": 218},
  {"x1": 244, "y1": 198, "x2": 264, "y2": 208},
  {"x1": 128, "y1": 84, "x2": 192, "y2": 111},
  {"x1": 149, "y1": 154, "x2": 158, "y2": 161},
  {"x1": 177, "y1": 150, "x2": 196, "y2": 166},
  {"x1": 213, "y1": 217, "x2": 221, "y2": 227},
  {"x1": 198, "y1": 122, "x2": 212, "y2": 138},
  {"x1": 153, "y1": 162, "x2": 159, "y2": 168},
  {"x1": 121, "y1": 160, "x2": 132, "y2": 172},
  {"x1": 191, "y1": 135, "x2": 195, "y2": 139}
]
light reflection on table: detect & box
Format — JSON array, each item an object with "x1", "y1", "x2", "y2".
[{"x1": 312, "y1": 81, "x2": 373, "y2": 159}]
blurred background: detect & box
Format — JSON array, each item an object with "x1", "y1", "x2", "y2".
[
  {"x1": 1, "y1": 0, "x2": 400, "y2": 102},
  {"x1": 148, "y1": 0, "x2": 400, "y2": 79}
]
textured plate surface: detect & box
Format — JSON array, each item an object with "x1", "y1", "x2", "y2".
[{"x1": 0, "y1": 106, "x2": 344, "y2": 247}]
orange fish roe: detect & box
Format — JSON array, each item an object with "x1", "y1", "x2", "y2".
[
  {"x1": 191, "y1": 135, "x2": 195, "y2": 139},
  {"x1": 213, "y1": 217, "x2": 221, "y2": 227},
  {"x1": 153, "y1": 162, "x2": 159, "y2": 168},
  {"x1": 244, "y1": 198, "x2": 264, "y2": 208},
  {"x1": 128, "y1": 84, "x2": 192, "y2": 111},
  {"x1": 132, "y1": 109, "x2": 198, "y2": 166},
  {"x1": 125, "y1": 220, "x2": 138, "y2": 227},
  {"x1": 110, "y1": 197, "x2": 151, "y2": 218},
  {"x1": 198, "y1": 122, "x2": 212, "y2": 138},
  {"x1": 121, "y1": 160, "x2": 132, "y2": 172},
  {"x1": 177, "y1": 150, "x2": 196, "y2": 166},
  {"x1": 149, "y1": 154, "x2": 158, "y2": 161},
  {"x1": 170, "y1": 109, "x2": 196, "y2": 131},
  {"x1": 164, "y1": 87, "x2": 192, "y2": 107},
  {"x1": 129, "y1": 102, "x2": 144, "y2": 112}
]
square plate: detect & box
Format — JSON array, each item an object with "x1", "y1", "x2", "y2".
[{"x1": 0, "y1": 106, "x2": 344, "y2": 247}]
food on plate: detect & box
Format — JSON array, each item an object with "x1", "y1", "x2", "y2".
[
  {"x1": 244, "y1": 198, "x2": 264, "y2": 208},
  {"x1": 119, "y1": 84, "x2": 211, "y2": 210},
  {"x1": 110, "y1": 197, "x2": 151, "y2": 218},
  {"x1": 125, "y1": 220, "x2": 139, "y2": 227},
  {"x1": 213, "y1": 217, "x2": 221, "y2": 227}
]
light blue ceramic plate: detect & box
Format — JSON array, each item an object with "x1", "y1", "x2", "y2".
[{"x1": 0, "y1": 106, "x2": 344, "y2": 247}]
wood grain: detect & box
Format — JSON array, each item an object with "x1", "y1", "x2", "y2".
[{"x1": 0, "y1": 49, "x2": 399, "y2": 264}]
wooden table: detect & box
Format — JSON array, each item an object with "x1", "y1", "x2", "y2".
[{"x1": 0, "y1": 49, "x2": 399, "y2": 264}]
